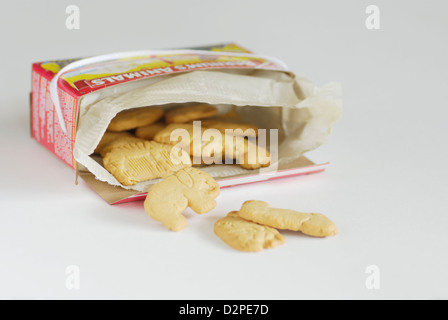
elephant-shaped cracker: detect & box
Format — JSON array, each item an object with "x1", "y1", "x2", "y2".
[{"x1": 144, "y1": 167, "x2": 220, "y2": 231}]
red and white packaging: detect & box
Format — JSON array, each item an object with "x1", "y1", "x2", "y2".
[{"x1": 30, "y1": 43, "x2": 342, "y2": 204}]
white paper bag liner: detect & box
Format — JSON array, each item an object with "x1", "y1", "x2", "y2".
[
  {"x1": 77, "y1": 69, "x2": 290, "y2": 121},
  {"x1": 74, "y1": 70, "x2": 342, "y2": 192},
  {"x1": 50, "y1": 49, "x2": 290, "y2": 134}
]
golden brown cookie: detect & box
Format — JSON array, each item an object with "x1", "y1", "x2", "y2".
[
  {"x1": 222, "y1": 135, "x2": 271, "y2": 169},
  {"x1": 214, "y1": 211, "x2": 285, "y2": 252},
  {"x1": 144, "y1": 167, "x2": 220, "y2": 231},
  {"x1": 99, "y1": 135, "x2": 147, "y2": 157},
  {"x1": 102, "y1": 141, "x2": 191, "y2": 186},
  {"x1": 107, "y1": 106, "x2": 164, "y2": 132},
  {"x1": 135, "y1": 122, "x2": 166, "y2": 140},
  {"x1": 165, "y1": 104, "x2": 218, "y2": 124},
  {"x1": 94, "y1": 131, "x2": 134, "y2": 155},
  {"x1": 154, "y1": 123, "x2": 219, "y2": 159},
  {"x1": 154, "y1": 124, "x2": 270, "y2": 169},
  {"x1": 153, "y1": 123, "x2": 202, "y2": 146},
  {"x1": 239, "y1": 201, "x2": 338, "y2": 237},
  {"x1": 201, "y1": 119, "x2": 259, "y2": 137}
]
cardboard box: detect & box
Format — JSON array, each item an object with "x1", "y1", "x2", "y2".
[{"x1": 30, "y1": 43, "x2": 333, "y2": 204}]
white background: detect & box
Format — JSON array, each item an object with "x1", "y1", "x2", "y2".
[{"x1": 0, "y1": 0, "x2": 447, "y2": 300}]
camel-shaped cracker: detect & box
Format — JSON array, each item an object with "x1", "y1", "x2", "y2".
[
  {"x1": 144, "y1": 167, "x2": 220, "y2": 231},
  {"x1": 154, "y1": 123, "x2": 271, "y2": 169},
  {"x1": 239, "y1": 200, "x2": 338, "y2": 237}
]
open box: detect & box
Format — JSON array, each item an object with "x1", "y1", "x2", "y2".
[{"x1": 30, "y1": 43, "x2": 341, "y2": 204}]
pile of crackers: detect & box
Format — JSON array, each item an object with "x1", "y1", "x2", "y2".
[
  {"x1": 94, "y1": 104, "x2": 337, "y2": 252},
  {"x1": 94, "y1": 104, "x2": 270, "y2": 186}
]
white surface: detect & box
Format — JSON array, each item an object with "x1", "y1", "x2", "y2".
[{"x1": 0, "y1": 0, "x2": 447, "y2": 300}]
